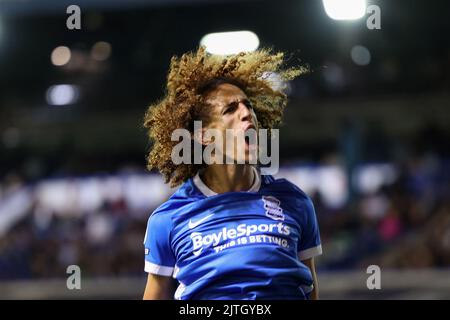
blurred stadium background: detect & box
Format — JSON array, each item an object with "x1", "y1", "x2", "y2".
[{"x1": 0, "y1": 0, "x2": 449, "y2": 299}]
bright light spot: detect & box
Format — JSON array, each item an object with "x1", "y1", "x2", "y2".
[
  {"x1": 354, "y1": 164, "x2": 398, "y2": 194},
  {"x1": 51, "y1": 46, "x2": 71, "y2": 66},
  {"x1": 356, "y1": 165, "x2": 385, "y2": 193},
  {"x1": 91, "y1": 41, "x2": 112, "y2": 61},
  {"x1": 275, "y1": 166, "x2": 348, "y2": 209},
  {"x1": 317, "y1": 165, "x2": 348, "y2": 208},
  {"x1": 322, "y1": 0, "x2": 366, "y2": 20},
  {"x1": 86, "y1": 213, "x2": 114, "y2": 244},
  {"x1": 351, "y1": 45, "x2": 371, "y2": 66},
  {"x1": 200, "y1": 30, "x2": 259, "y2": 55},
  {"x1": 261, "y1": 72, "x2": 291, "y2": 93},
  {"x1": 46, "y1": 84, "x2": 79, "y2": 106}
]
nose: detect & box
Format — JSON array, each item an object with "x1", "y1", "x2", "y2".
[{"x1": 238, "y1": 101, "x2": 253, "y2": 123}]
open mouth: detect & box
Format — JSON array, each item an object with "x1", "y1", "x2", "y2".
[
  {"x1": 244, "y1": 125, "x2": 256, "y2": 144},
  {"x1": 243, "y1": 135, "x2": 258, "y2": 152}
]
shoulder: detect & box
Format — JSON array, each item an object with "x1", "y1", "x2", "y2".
[
  {"x1": 263, "y1": 175, "x2": 311, "y2": 202},
  {"x1": 148, "y1": 178, "x2": 200, "y2": 221},
  {"x1": 262, "y1": 175, "x2": 316, "y2": 217}
]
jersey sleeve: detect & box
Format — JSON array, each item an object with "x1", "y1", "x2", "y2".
[
  {"x1": 143, "y1": 211, "x2": 176, "y2": 276},
  {"x1": 297, "y1": 197, "x2": 322, "y2": 261}
]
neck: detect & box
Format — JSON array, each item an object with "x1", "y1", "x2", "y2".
[{"x1": 200, "y1": 164, "x2": 255, "y2": 194}]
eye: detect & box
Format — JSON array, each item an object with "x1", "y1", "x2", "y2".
[
  {"x1": 243, "y1": 100, "x2": 253, "y2": 110},
  {"x1": 223, "y1": 102, "x2": 238, "y2": 114}
]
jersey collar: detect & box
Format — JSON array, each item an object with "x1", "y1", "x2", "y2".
[{"x1": 193, "y1": 166, "x2": 261, "y2": 197}]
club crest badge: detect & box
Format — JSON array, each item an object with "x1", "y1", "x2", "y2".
[{"x1": 262, "y1": 196, "x2": 284, "y2": 221}]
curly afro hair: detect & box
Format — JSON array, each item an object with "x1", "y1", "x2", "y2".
[{"x1": 143, "y1": 46, "x2": 306, "y2": 187}]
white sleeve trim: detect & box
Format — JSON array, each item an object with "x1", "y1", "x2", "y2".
[
  {"x1": 144, "y1": 261, "x2": 174, "y2": 276},
  {"x1": 298, "y1": 244, "x2": 322, "y2": 260}
]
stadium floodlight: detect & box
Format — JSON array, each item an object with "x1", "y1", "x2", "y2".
[
  {"x1": 46, "y1": 84, "x2": 79, "y2": 106},
  {"x1": 91, "y1": 41, "x2": 112, "y2": 61},
  {"x1": 322, "y1": 0, "x2": 366, "y2": 20},
  {"x1": 200, "y1": 30, "x2": 260, "y2": 55},
  {"x1": 351, "y1": 45, "x2": 371, "y2": 66},
  {"x1": 51, "y1": 46, "x2": 71, "y2": 66}
]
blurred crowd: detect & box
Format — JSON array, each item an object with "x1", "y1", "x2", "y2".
[
  {"x1": 0, "y1": 197, "x2": 146, "y2": 280},
  {"x1": 318, "y1": 155, "x2": 450, "y2": 269},
  {"x1": 0, "y1": 154, "x2": 449, "y2": 280}
]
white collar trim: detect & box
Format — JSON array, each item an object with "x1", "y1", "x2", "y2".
[{"x1": 193, "y1": 166, "x2": 261, "y2": 197}]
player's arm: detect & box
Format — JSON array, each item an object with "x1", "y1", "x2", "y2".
[
  {"x1": 143, "y1": 211, "x2": 177, "y2": 300},
  {"x1": 143, "y1": 273, "x2": 176, "y2": 300},
  {"x1": 302, "y1": 257, "x2": 319, "y2": 300}
]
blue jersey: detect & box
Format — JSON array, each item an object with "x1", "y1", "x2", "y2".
[{"x1": 143, "y1": 168, "x2": 322, "y2": 300}]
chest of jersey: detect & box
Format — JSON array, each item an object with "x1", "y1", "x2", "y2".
[{"x1": 171, "y1": 193, "x2": 303, "y2": 262}]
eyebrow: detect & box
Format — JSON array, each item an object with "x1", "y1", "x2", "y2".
[{"x1": 222, "y1": 98, "x2": 250, "y2": 111}]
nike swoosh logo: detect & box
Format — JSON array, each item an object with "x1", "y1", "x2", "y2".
[{"x1": 188, "y1": 214, "x2": 213, "y2": 229}]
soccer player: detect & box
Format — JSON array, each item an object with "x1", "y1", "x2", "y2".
[{"x1": 142, "y1": 47, "x2": 322, "y2": 300}]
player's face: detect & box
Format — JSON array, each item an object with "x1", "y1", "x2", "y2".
[{"x1": 204, "y1": 83, "x2": 259, "y2": 164}]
